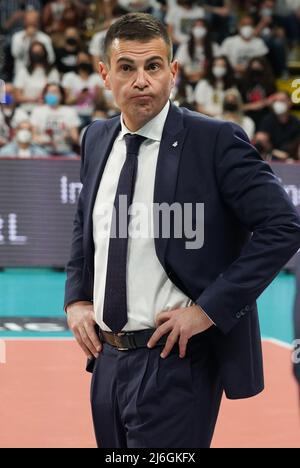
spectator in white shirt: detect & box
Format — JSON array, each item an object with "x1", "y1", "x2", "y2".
[
  {"x1": 63, "y1": 51, "x2": 102, "y2": 125},
  {"x1": 165, "y1": 0, "x2": 206, "y2": 48},
  {"x1": 219, "y1": 88, "x2": 255, "y2": 140},
  {"x1": 175, "y1": 18, "x2": 220, "y2": 85},
  {"x1": 220, "y1": 15, "x2": 269, "y2": 76},
  {"x1": 31, "y1": 83, "x2": 80, "y2": 156},
  {"x1": 195, "y1": 55, "x2": 236, "y2": 117},
  {"x1": 14, "y1": 41, "x2": 60, "y2": 113},
  {"x1": 11, "y1": 9, "x2": 55, "y2": 76}
]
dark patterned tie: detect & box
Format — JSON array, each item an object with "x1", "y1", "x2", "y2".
[{"x1": 103, "y1": 133, "x2": 147, "y2": 332}]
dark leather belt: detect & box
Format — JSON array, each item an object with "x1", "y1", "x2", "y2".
[{"x1": 99, "y1": 328, "x2": 167, "y2": 351}]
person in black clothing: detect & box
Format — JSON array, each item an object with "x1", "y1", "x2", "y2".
[
  {"x1": 54, "y1": 27, "x2": 83, "y2": 74},
  {"x1": 239, "y1": 56, "x2": 277, "y2": 130},
  {"x1": 258, "y1": 91, "x2": 300, "y2": 161}
]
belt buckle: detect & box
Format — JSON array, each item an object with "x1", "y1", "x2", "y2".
[{"x1": 114, "y1": 332, "x2": 129, "y2": 351}]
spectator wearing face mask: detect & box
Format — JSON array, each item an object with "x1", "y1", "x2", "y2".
[
  {"x1": 0, "y1": 83, "x2": 29, "y2": 146},
  {"x1": 11, "y1": 9, "x2": 55, "y2": 76},
  {"x1": 62, "y1": 51, "x2": 102, "y2": 126},
  {"x1": 220, "y1": 15, "x2": 269, "y2": 76},
  {"x1": 54, "y1": 27, "x2": 83, "y2": 74},
  {"x1": 31, "y1": 83, "x2": 80, "y2": 156},
  {"x1": 0, "y1": 120, "x2": 48, "y2": 157},
  {"x1": 14, "y1": 41, "x2": 60, "y2": 113},
  {"x1": 165, "y1": 0, "x2": 206, "y2": 50},
  {"x1": 238, "y1": 56, "x2": 277, "y2": 129},
  {"x1": 175, "y1": 18, "x2": 220, "y2": 86},
  {"x1": 258, "y1": 91, "x2": 300, "y2": 161},
  {"x1": 220, "y1": 88, "x2": 255, "y2": 140},
  {"x1": 194, "y1": 55, "x2": 236, "y2": 117},
  {"x1": 253, "y1": 0, "x2": 288, "y2": 77}
]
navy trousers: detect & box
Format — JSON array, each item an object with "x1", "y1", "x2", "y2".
[{"x1": 91, "y1": 329, "x2": 223, "y2": 448}]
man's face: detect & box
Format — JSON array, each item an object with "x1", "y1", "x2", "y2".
[{"x1": 99, "y1": 38, "x2": 178, "y2": 131}]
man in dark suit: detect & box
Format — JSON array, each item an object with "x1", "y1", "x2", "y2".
[{"x1": 64, "y1": 13, "x2": 300, "y2": 448}]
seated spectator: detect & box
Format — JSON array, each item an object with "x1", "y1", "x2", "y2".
[
  {"x1": 252, "y1": 131, "x2": 273, "y2": 161},
  {"x1": 0, "y1": 120, "x2": 48, "y2": 158},
  {"x1": 0, "y1": 0, "x2": 41, "y2": 36},
  {"x1": 219, "y1": 88, "x2": 256, "y2": 139},
  {"x1": 54, "y1": 27, "x2": 83, "y2": 74},
  {"x1": 175, "y1": 18, "x2": 220, "y2": 86},
  {"x1": 14, "y1": 41, "x2": 60, "y2": 113},
  {"x1": 31, "y1": 83, "x2": 80, "y2": 156},
  {"x1": 11, "y1": 9, "x2": 55, "y2": 75},
  {"x1": 42, "y1": 0, "x2": 84, "y2": 47},
  {"x1": 258, "y1": 91, "x2": 300, "y2": 161},
  {"x1": 171, "y1": 69, "x2": 198, "y2": 110},
  {"x1": 165, "y1": 0, "x2": 206, "y2": 50},
  {"x1": 254, "y1": 0, "x2": 288, "y2": 76},
  {"x1": 238, "y1": 56, "x2": 277, "y2": 129},
  {"x1": 194, "y1": 55, "x2": 236, "y2": 116},
  {"x1": 220, "y1": 15, "x2": 269, "y2": 76},
  {"x1": 0, "y1": 0, "x2": 42, "y2": 80},
  {"x1": 202, "y1": 0, "x2": 235, "y2": 44},
  {"x1": 0, "y1": 83, "x2": 29, "y2": 146},
  {"x1": 62, "y1": 51, "x2": 102, "y2": 126}
]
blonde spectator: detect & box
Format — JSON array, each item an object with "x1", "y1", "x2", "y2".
[{"x1": 219, "y1": 88, "x2": 255, "y2": 140}]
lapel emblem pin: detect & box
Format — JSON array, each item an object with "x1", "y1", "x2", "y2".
[{"x1": 172, "y1": 141, "x2": 178, "y2": 148}]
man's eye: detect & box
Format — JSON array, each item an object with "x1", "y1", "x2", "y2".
[
  {"x1": 121, "y1": 64, "x2": 132, "y2": 72},
  {"x1": 148, "y1": 63, "x2": 160, "y2": 71}
]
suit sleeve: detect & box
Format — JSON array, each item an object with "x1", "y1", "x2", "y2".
[
  {"x1": 196, "y1": 121, "x2": 300, "y2": 334},
  {"x1": 63, "y1": 126, "x2": 92, "y2": 312}
]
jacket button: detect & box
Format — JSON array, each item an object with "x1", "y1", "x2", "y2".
[
  {"x1": 244, "y1": 305, "x2": 250, "y2": 312},
  {"x1": 236, "y1": 312, "x2": 242, "y2": 319}
]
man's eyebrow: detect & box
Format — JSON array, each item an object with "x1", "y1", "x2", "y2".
[{"x1": 116, "y1": 56, "x2": 164, "y2": 64}]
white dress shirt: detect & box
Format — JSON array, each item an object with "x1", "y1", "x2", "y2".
[{"x1": 93, "y1": 99, "x2": 193, "y2": 332}]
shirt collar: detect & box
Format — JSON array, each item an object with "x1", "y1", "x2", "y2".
[{"x1": 118, "y1": 99, "x2": 170, "y2": 143}]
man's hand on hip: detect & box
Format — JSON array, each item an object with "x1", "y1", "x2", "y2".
[
  {"x1": 67, "y1": 301, "x2": 102, "y2": 359},
  {"x1": 147, "y1": 305, "x2": 214, "y2": 359}
]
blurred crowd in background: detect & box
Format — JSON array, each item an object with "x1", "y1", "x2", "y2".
[{"x1": 0, "y1": 0, "x2": 300, "y2": 160}]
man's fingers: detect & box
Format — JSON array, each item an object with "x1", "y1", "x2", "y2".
[
  {"x1": 147, "y1": 320, "x2": 173, "y2": 348},
  {"x1": 78, "y1": 327, "x2": 99, "y2": 358},
  {"x1": 155, "y1": 310, "x2": 172, "y2": 327},
  {"x1": 73, "y1": 329, "x2": 94, "y2": 359},
  {"x1": 178, "y1": 332, "x2": 189, "y2": 358},
  {"x1": 160, "y1": 328, "x2": 180, "y2": 359},
  {"x1": 84, "y1": 322, "x2": 102, "y2": 352}
]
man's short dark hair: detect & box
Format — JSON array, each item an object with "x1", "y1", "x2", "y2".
[{"x1": 103, "y1": 13, "x2": 173, "y2": 65}]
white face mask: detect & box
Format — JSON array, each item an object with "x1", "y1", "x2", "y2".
[
  {"x1": 240, "y1": 25, "x2": 254, "y2": 40},
  {"x1": 192, "y1": 26, "x2": 207, "y2": 40},
  {"x1": 212, "y1": 66, "x2": 226, "y2": 79},
  {"x1": 17, "y1": 129, "x2": 32, "y2": 144},
  {"x1": 273, "y1": 101, "x2": 288, "y2": 115}
]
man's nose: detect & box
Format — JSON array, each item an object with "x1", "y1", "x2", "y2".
[{"x1": 134, "y1": 69, "x2": 149, "y2": 88}]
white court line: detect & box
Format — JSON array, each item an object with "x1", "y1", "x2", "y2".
[{"x1": 261, "y1": 337, "x2": 292, "y2": 350}]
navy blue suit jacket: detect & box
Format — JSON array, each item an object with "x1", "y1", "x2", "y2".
[{"x1": 64, "y1": 102, "x2": 300, "y2": 399}]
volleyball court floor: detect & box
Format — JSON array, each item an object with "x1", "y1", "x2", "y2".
[{"x1": 0, "y1": 269, "x2": 299, "y2": 448}]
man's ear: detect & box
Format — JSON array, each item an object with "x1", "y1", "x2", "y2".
[
  {"x1": 99, "y1": 61, "x2": 111, "y2": 90},
  {"x1": 170, "y1": 60, "x2": 179, "y2": 88}
]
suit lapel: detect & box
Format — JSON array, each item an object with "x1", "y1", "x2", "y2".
[
  {"x1": 85, "y1": 117, "x2": 121, "y2": 268},
  {"x1": 153, "y1": 103, "x2": 187, "y2": 271}
]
